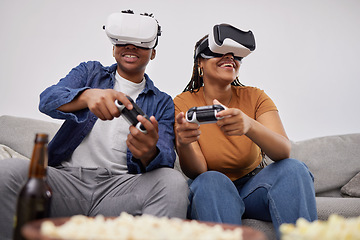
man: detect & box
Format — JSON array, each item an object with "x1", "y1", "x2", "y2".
[{"x1": 0, "y1": 10, "x2": 188, "y2": 240}]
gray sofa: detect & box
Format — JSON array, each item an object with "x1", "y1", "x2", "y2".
[{"x1": 1, "y1": 115, "x2": 360, "y2": 240}]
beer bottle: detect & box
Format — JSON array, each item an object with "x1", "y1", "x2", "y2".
[{"x1": 13, "y1": 133, "x2": 52, "y2": 240}]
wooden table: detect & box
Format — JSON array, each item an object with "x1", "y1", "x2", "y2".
[{"x1": 22, "y1": 217, "x2": 268, "y2": 240}]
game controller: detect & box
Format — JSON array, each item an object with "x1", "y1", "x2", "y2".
[
  {"x1": 186, "y1": 104, "x2": 225, "y2": 125},
  {"x1": 115, "y1": 96, "x2": 150, "y2": 134}
]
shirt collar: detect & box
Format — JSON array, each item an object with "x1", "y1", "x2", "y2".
[
  {"x1": 108, "y1": 63, "x2": 156, "y2": 95},
  {"x1": 143, "y1": 73, "x2": 156, "y2": 95}
]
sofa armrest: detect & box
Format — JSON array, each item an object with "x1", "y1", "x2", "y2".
[
  {"x1": 0, "y1": 115, "x2": 61, "y2": 158},
  {"x1": 290, "y1": 133, "x2": 360, "y2": 194}
]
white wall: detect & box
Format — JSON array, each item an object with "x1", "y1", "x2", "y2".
[{"x1": 1, "y1": 0, "x2": 359, "y2": 141}]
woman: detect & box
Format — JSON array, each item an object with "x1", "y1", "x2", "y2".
[{"x1": 173, "y1": 24, "x2": 317, "y2": 238}]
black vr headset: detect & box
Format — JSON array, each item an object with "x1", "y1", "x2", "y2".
[{"x1": 194, "y1": 24, "x2": 256, "y2": 62}]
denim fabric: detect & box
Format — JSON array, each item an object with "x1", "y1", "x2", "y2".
[
  {"x1": 187, "y1": 158, "x2": 317, "y2": 239},
  {"x1": 39, "y1": 61, "x2": 176, "y2": 173}
]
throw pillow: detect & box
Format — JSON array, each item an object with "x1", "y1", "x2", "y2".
[
  {"x1": 0, "y1": 144, "x2": 29, "y2": 160},
  {"x1": 341, "y1": 172, "x2": 360, "y2": 198}
]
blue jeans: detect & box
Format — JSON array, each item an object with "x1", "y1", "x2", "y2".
[{"x1": 187, "y1": 158, "x2": 317, "y2": 239}]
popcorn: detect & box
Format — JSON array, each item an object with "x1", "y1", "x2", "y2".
[
  {"x1": 41, "y1": 212, "x2": 243, "y2": 240},
  {"x1": 280, "y1": 214, "x2": 360, "y2": 240}
]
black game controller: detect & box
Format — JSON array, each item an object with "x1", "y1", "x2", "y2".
[
  {"x1": 186, "y1": 104, "x2": 225, "y2": 125},
  {"x1": 115, "y1": 96, "x2": 150, "y2": 134}
]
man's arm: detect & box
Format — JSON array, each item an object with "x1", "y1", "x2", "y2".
[
  {"x1": 130, "y1": 95, "x2": 176, "y2": 172},
  {"x1": 58, "y1": 88, "x2": 132, "y2": 121}
]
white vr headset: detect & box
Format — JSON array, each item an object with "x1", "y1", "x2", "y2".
[
  {"x1": 103, "y1": 12, "x2": 161, "y2": 49},
  {"x1": 194, "y1": 24, "x2": 256, "y2": 61}
]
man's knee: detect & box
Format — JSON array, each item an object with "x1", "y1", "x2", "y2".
[
  {"x1": 152, "y1": 168, "x2": 189, "y2": 196},
  {"x1": 144, "y1": 168, "x2": 189, "y2": 218},
  {"x1": 0, "y1": 158, "x2": 29, "y2": 240},
  {"x1": 0, "y1": 158, "x2": 29, "y2": 188}
]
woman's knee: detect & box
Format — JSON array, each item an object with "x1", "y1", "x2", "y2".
[
  {"x1": 269, "y1": 158, "x2": 314, "y2": 186},
  {"x1": 190, "y1": 171, "x2": 235, "y2": 193},
  {"x1": 189, "y1": 171, "x2": 244, "y2": 220},
  {"x1": 270, "y1": 158, "x2": 313, "y2": 179}
]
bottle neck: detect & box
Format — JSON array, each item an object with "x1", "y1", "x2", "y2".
[{"x1": 28, "y1": 134, "x2": 48, "y2": 179}]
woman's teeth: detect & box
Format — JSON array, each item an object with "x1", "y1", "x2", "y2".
[{"x1": 221, "y1": 63, "x2": 233, "y2": 68}]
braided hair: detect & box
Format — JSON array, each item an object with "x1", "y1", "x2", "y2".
[{"x1": 183, "y1": 35, "x2": 244, "y2": 93}]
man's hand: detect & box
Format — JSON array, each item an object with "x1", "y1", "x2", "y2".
[
  {"x1": 83, "y1": 89, "x2": 133, "y2": 120},
  {"x1": 126, "y1": 115, "x2": 159, "y2": 167},
  {"x1": 57, "y1": 89, "x2": 133, "y2": 121}
]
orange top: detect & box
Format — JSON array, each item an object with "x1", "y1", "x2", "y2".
[{"x1": 174, "y1": 86, "x2": 278, "y2": 181}]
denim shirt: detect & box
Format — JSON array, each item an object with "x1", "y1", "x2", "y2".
[{"x1": 39, "y1": 61, "x2": 176, "y2": 173}]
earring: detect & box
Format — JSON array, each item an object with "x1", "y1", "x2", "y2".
[{"x1": 198, "y1": 67, "x2": 204, "y2": 77}]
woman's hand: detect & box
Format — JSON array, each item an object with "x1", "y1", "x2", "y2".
[
  {"x1": 175, "y1": 112, "x2": 201, "y2": 147},
  {"x1": 175, "y1": 112, "x2": 207, "y2": 178},
  {"x1": 214, "y1": 99, "x2": 291, "y2": 161},
  {"x1": 214, "y1": 99, "x2": 252, "y2": 136}
]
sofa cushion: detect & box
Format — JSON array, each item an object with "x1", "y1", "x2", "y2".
[
  {"x1": 242, "y1": 219, "x2": 275, "y2": 240},
  {"x1": 341, "y1": 172, "x2": 360, "y2": 198},
  {"x1": 0, "y1": 115, "x2": 61, "y2": 158},
  {"x1": 316, "y1": 197, "x2": 360, "y2": 220},
  {"x1": 290, "y1": 133, "x2": 360, "y2": 195}
]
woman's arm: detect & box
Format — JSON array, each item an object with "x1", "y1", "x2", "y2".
[
  {"x1": 175, "y1": 112, "x2": 208, "y2": 179},
  {"x1": 246, "y1": 111, "x2": 291, "y2": 161},
  {"x1": 216, "y1": 104, "x2": 291, "y2": 161}
]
